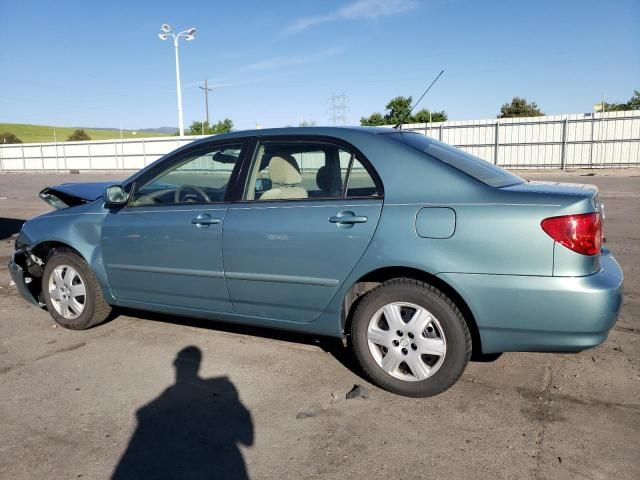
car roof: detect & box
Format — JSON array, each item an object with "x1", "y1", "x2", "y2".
[{"x1": 188, "y1": 126, "x2": 401, "y2": 146}]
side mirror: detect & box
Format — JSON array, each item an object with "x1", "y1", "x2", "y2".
[{"x1": 104, "y1": 185, "x2": 128, "y2": 208}]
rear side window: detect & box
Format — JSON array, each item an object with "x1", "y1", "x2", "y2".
[
  {"x1": 386, "y1": 132, "x2": 524, "y2": 188},
  {"x1": 339, "y1": 151, "x2": 378, "y2": 197},
  {"x1": 244, "y1": 140, "x2": 381, "y2": 201}
]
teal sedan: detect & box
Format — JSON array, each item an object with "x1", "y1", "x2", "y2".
[{"x1": 9, "y1": 127, "x2": 623, "y2": 397}]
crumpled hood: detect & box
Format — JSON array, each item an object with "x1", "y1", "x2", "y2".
[{"x1": 39, "y1": 181, "x2": 113, "y2": 209}]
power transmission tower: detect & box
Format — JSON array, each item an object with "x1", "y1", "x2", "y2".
[
  {"x1": 199, "y1": 78, "x2": 214, "y2": 125},
  {"x1": 328, "y1": 93, "x2": 349, "y2": 126}
]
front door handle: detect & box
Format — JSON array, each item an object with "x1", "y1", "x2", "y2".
[
  {"x1": 190, "y1": 213, "x2": 220, "y2": 226},
  {"x1": 329, "y1": 211, "x2": 368, "y2": 225}
]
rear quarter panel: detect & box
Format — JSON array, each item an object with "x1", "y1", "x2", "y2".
[{"x1": 340, "y1": 133, "x2": 558, "y2": 277}]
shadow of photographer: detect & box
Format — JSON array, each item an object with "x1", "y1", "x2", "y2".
[{"x1": 112, "y1": 346, "x2": 253, "y2": 479}]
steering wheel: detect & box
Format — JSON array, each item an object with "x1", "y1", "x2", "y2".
[{"x1": 174, "y1": 185, "x2": 211, "y2": 203}]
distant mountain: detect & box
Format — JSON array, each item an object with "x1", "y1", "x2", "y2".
[
  {"x1": 76, "y1": 126, "x2": 178, "y2": 134},
  {"x1": 137, "y1": 127, "x2": 178, "y2": 134},
  {"x1": 0, "y1": 123, "x2": 168, "y2": 143}
]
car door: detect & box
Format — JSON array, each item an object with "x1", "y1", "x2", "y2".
[
  {"x1": 222, "y1": 137, "x2": 384, "y2": 322},
  {"x1": 102, "y1": 140, "x2": 247, "y2": 312}
]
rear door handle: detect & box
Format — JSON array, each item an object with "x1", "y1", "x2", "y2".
[
  {"x1": 329, "y1": 211, "x2": 368, "y2": 225},
  {"x1": 191, "y1": 213, "x2": 220, "y2": 226}
]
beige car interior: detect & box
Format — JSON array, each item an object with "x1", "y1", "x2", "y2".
[{"x1": 259, "y1": 155, "x2": 308, "y2": 200}]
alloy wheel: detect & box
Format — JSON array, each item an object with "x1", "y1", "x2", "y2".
[
  {"x1": 367, "y1": 301, "x2": 447, "y2": 381},
  {"x1": 48, "y1": 265, "x2": 86, "y2": 320}
]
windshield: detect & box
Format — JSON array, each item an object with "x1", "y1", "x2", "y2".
[{"x1": 386, "y1": 132, "x2": 524, "y2": 188}]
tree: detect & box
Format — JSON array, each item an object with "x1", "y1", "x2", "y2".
[
  {"x1": 498, "y1": 97, "x2": 544, "y2": 118},
  {"x1": 188, "y1": 121, "x2": 207, "y2": 135},
  {"x1": 626, "y1": 90, "x2": 640, "y2": 110},
  {"x1": 299, "y1": 120, "x2": 316, "y2": 127},
  {"x1": 360, "y1": 112, "x2": 386, "y2": 126},
  {"x1": 600, "y1": 102, "x2": 624, "y2": 112},
  {"x1": 187, "y1": 119, "x2": 234, "y2": 136},
  {"x1": 0, "y1": 132, "x2": 22, "y2": 144},
  {"x1": 602, "y1": 89, "x2": 640, "y2": 111},
  {"x1": 67, "y1": 129, "x2": 91, "y2": 141},
  {"x1": 213, "y1": 118, "x2": 233, "y2": 134},
  {"x1": 360, "y1": 96, "x2": 449, "y2": 126},
  {"x1": 384, "y1": 96, "x2": 413, "y2": 125},
  {"x1": 413, "y1": 108, "x2": 448, "y2": 123}
]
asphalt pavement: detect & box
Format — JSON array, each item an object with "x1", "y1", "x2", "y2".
[{"x1": 0, "y1": 169, "x2": 638, "y2": 479}]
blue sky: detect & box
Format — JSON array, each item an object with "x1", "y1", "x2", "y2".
[{"x1": 1, "y1": 0, "x2": 638, "y2": 130}]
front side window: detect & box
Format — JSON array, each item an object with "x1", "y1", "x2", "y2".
[
  {"x1": 131, "y1": 143, "x2": 243, "y2": 206},
  {"x1": 244, "y1": 140, "x2": 380, "y2": 201}
]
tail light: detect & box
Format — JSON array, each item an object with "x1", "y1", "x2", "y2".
[{"x1": 541, "y1": 212, "x2": 602, "y2": 256}]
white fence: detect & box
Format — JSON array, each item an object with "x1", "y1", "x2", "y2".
[
  {"x1": 1, "y1": 110, "x2": 639, "y2": 172},
  {"x1": 0, "y1": 135, "x2": 200, "y2": 172},
  {"x1": 403, "y1": 110, "x2": 640, "y2": 169}
]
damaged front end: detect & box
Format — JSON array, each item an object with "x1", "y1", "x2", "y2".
[
  {"x1": 9, "y1": 247, "x2": 45, "y2": 306},
  {"x1": 10, "y1": 181, "x2": 114, "y2": 306},
  {"x1": 39, "y1": 181, "x2": 113, "y2": 210},
  {"x1": 39, "y1": 189, "x2": 84, "y2": 210}
]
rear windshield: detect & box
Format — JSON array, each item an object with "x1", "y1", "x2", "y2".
[{"x1": 386, "y1": 132, "x2": 524, "y2": 188}]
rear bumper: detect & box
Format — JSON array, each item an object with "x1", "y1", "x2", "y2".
[
  {"x1": 438, "y1": 248, "x2": 623, "y2": 354},
  {"x1": 8, "y1": 251, "x2": 41, "y2": 306}
]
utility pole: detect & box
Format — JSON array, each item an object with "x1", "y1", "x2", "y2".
[
  {"x1": 199, "y1": 78, "x2": 214, "y2": 125},
  {"x1": 600, "y1": 92, "x2": 606, "y2": 168},
  {"x1": 328, "y1": 93, "x2": 349, "y2": 126}
]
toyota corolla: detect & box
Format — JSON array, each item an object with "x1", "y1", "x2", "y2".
[{"x1": 9, "y1": 127, "x2": 623, "y2": 397}]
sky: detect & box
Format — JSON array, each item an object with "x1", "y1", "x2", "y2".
[{"x1": 0, "y1": 0, "x2": 639, "y2": 131}]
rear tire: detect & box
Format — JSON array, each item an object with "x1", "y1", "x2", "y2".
[
  {"x1": 350, "y1": 278, "x2": 471, "y2": 397},
  {"x1": 42, "y1": 250, "x2": 112, "y2": 330}
]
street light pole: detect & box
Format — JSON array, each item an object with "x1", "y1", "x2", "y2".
[
  {"x1": 173, "y1": 36, "x2": 184, "y2": 136},
  {"x1": 159, "y1": 24, "x2": 196, "y2": 137}
]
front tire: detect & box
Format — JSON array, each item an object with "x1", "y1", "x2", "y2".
[
  {"x1": 351, "y1": 278, "x2": 471, "y2": 397},
  {"x1": 42, "y1": 250, "x2": 112, "y2": 330}
]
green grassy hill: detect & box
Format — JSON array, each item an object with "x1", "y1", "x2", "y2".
[{"x1": 0, "y1": 123, "x2": 169, "y2": 144}]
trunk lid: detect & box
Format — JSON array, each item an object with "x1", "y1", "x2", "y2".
[
  {"x1": 502, "y1": 180, "x2": 599, "y2": 204},
  {"x1": 502, "y1": 180, "x2": 601, "y2": 216}
]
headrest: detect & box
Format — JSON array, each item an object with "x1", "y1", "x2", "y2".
[
  {"x1": 268, "y1": 155, "x2": 302, "y2": 185},
  {"x1": 316, "y1": 166, "x2": 331, "y2": 191}
]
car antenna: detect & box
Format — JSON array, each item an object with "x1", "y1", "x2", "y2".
[{"x1": 394, "y1": 69, "x2": 445, "y2": 130}]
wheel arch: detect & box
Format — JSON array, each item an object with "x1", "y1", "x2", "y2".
[
  {"x1": 11, "y1": 241, "x2": 91, "y2": 307},
  {"x1": 341, "y1": 266, "x2": 483, "y2": 356},
  {"x1": 26, "y1": 237, "x2": 119, "y2": 307},
  {"x1": 32, "y1": 240, "x2": 86, "y2": 263}
]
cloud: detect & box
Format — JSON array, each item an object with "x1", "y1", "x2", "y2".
[
  {"x1": 180, "y1": 48, "x2": 344, "y2": 92},
  {"x1": 283, "y1": 0, "x2": 418, "y2": 35},
  {"x1": 239, "y1": 47, "x2": 344, "y2": 72}
]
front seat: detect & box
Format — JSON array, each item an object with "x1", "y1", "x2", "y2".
[{"x1": 260, "y1": 155, "x2": 308, "y2": 200}]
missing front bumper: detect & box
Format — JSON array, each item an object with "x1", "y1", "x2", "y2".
[{"x1": 8, "y1": 251, "x2": 43, "y2": 306}]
